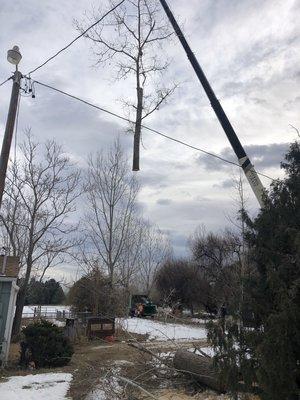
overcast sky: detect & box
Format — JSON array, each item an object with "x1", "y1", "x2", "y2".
[{"x1": 0, "y1": 0, "x2": 299, "y2": 280}]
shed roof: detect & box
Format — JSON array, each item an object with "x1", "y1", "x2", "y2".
[{"x1": 0, "y1": 256, "x2": 20, "y2": 278}]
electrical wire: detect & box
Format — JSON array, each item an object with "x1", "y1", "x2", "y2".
[
  {"x1": 0, "y1": 76, "x2": 12, "y2": 87},
  {"x1": 27, "y1": 0, "x2": 126, "y2": 76},
  {"x1": 31, "y1": 78, "x2": 274, "y2": 181}
]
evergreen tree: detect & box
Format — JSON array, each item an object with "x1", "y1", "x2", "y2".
[
  {"x1": 44, "y1": 279, "x2": 65, "y2": 305},
  {"x1": 208, "y1": 141, "x2": 300, "y2": 399},
  {"x1": 24, "y1": 278, "x2": 45, "y2": 305},
  {"x1": 24, "y1": 278, "x2": 65, "y2": 305}
]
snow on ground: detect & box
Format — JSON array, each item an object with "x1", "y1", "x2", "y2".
[
  {"x1": 0, "y1": 373, "x2": 72, "y2": 400},
  {"x1": 191, "y1": 318, "x2": 209, "y2": 324},
  {"x1": 51, "y1": 319, "x2": 66, "y2": 327},
  {"x1": 198, "y1": 347, "x2": 215, "y2": 357},
  {"x1": 120, "y1": 318, "x2": 207, "y2": 341},
  {"x1": 188, "y1": 347, "x2": 215, "y2": 357}
]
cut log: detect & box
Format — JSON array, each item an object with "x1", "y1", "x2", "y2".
[{"x1": 173, "y1": 349, "x2": 224, "y2": 392}]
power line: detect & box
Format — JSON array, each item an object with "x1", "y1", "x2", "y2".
[
  {"x1": 27, "y1": 0, "x2": 126, "y2": 76},
  {"x1": 0, "y1": 76, "x2": 12, "y2": 87},
  {"x1": 31, "y1": 78, "x2": 274, "y2": 181}
]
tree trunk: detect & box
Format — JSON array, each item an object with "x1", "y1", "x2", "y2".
[
  {"x1": 12, "y1": 256, "x2": 33, "y2": 337},
  {"x1": 132, "y1": 86, "x2": 143, "y2": 171},
  {"x1": 173, "y1": 349, "x2": 224, "y2": 392},
  {"x1": 190, "y1": 304, "x2": 194, "y2": 316}
]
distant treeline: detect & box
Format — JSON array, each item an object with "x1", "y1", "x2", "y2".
[{"x1": 23, "y1": 277, "x2": 65, "y2": 305}]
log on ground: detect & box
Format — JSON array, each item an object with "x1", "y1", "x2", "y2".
[{"x1": 173, "y1": 349, "x2": 224, "y2": 392}]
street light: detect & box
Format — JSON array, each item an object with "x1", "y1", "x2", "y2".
[
  {"x1": 7, "y1": 46, "x2": 22, "y2": 66},
  {"x1": 0, "y1": 46, "x2": 23, "y2": 208}
]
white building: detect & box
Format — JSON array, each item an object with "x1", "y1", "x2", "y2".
[{"x1": 0, "y1": 255, "x2": 19, "y2": 366}]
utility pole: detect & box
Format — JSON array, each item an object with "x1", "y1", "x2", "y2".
[
  {"x1": 0, "y1": 46, "x2": 22, "y2": 208},
  {"x1": 159, "y1": 0, "x2": 265, "y2": 207}
]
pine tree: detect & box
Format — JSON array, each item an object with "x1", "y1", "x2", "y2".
[{"x1": 208, "y1": 141, "x2": 300, "y2": 399}]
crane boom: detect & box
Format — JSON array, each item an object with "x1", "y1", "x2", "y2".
[{"x1": 159, "y1": 0, "x2": 265, "y2": 207}]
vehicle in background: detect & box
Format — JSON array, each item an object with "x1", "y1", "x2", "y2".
[{"x1": 129, "y1": 294, "x2": 157, "y2": 318}]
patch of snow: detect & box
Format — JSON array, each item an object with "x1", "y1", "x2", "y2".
[
  {"x1": 119, "y1": 318, "x2": 207, "y2": 341},
  {"x1": 191, "y1": 318, "x2": 207, "y2": 324},
  {"x1": 188, "y1": 347, "x2": 215, "y2": 357},
  {"x1": 156, "y1": 351, "x2": 173, "y2": 358},
  {"x1": 86, "y1": 388, "x2": 107, "y2": 400},
  {"x1": 49, "y1": 319, "x2": 66, "y2": 327},
  {"x1": 0, "y1": 373, "x2": 72, "y2": 400}
]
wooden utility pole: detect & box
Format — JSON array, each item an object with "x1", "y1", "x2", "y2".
[{"x1": 0, "y1": 70, "x2": 22, "y2": 208}]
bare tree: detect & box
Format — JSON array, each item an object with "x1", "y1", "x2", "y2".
[
  {"x1": 189, "y1": 225, "x2": 245, "y2": 310},
  {"x1": 230, "y1": 171, "x2": 253, "y2": 321},
  {"x1": 76, "y1": 0, "x2": 176, "y2": 170},
  {"x1": 118, "y1": 216, "x2": 144, "y2": 290},
  {"x1": 227, "y1": 170, "x2": 250, "y2": 234},
  {"x1": 0, "y1": 131, "x2": 81, "y2": 335},
  {"x1": 155, "y1": 259, "x2": 212, "y2": 315},
  {"x1": 138, "y1": 222, "x2": 171, "y2": 295},
  {"x1": 190, "y1": 225, "x2": 241, "y2": 282},
  {"x1": 84, "y1": 140, "x2": 139, "y2": 288}
]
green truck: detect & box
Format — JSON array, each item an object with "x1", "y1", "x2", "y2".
[{"x1": 129, "y1": 294, "x2": 157, "y2": 318}]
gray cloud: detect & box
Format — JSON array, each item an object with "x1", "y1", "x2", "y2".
[
  {"x1": 13, "y1": 87, "x2": 132, "y2": 164},
  {"x1": 161, "y1": 230, "x2": 189, "y2": 257},
  {"x1": 156, "y1": 198, "x2": 172, "y2": 206},
  {"x1": 139, "y1": 170, "x2": 169, "y2": 189},
  {"x1": 247, "y1": 143, "x2": 290, "y2": 169},
  {"x1": 197, "y1": 142, "x2": 290, "y2": 172},
  {"x1": 214, "y1": 178, "x2": 235, "y2": 189}
]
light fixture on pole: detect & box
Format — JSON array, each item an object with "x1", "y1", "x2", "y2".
[
  {"x1": 0, "y1": 46, "x2": 23, "y2": 208},
  {"x1": 7, "y1": 46, "x2": 22, "y2": 67}
]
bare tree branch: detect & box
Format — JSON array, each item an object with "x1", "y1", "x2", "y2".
[
  {"x1": 83, "y1": 139, "x2": 139, "y2": 289},
  {"x1": 0, "y1": 130, "x2": 81, "y2": 335},
  {"x1": 76, "y1": 0, "x2": 177, "y2": 170}
]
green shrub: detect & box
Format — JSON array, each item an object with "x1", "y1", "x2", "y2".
[{"x1": 21, "y1": 320, "x2": 74, "y2": 368}]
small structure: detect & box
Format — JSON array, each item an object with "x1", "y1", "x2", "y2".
[
  {"x1": 0, "y1": 254, "x2": 19, "y2": 366},
  {"x1": 86, "y1": 317, "x2": 115, "y2": 340}
]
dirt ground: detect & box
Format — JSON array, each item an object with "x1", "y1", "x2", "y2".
[
  {"x1": 147, "y1": 389, "x2": 232, "y2": 399},
  {"x1": 2, "y1": 324, "x2": 257, "y2": 400},
  {"x1": 3, "y1": 340, "x2": 212, "y2": 399}
]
